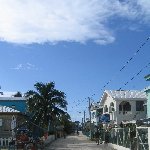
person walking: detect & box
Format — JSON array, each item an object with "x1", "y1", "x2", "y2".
[
  {"x1": 95, "y1": 130, "x2": 100, "y2": 145},
  {"x1": 99, "y1": 127, "x2": 103, "y2": 144},
  {"x1": 104, "y1": 129, "x2": 110, "y2": 144}
]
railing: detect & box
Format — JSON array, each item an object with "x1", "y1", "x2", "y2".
[
  {"x1": 0, "y1": 137, "x2": 12, "y2": 148},
  {"x1": 110, "y1": 128, "x2": 131, "y2": 149},
  {"x1": 109, "y1": 127, "x2": 149, "y2": 150},
  {"x1": 136, "y1": 127, "x2": 149, "y2": 150}
]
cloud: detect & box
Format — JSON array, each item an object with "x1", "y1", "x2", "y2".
[
  {"x1": 0, "y1": 0, "x2": 149, "y2": 45},
  {"x1": 11, "y1": 63, "x2": 38, "y2": 70}
]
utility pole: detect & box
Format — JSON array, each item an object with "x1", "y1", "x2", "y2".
[
  {"x1": 84, "y1": 110, "x2": 86, "y2": 124},
  {"x1": 88, "y1": 97, "x2": 92, "y2": 139},
  {"x1": 82, "y1": 118, "x2": 83, "y2": 131}
]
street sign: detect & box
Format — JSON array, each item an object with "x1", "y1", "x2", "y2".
[{"x1": 11, "y1": 115, "x2": 16, "y2": 130}]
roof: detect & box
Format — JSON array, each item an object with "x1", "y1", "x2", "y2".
[
  {"x1": 0, "y1": 105, "x2": 20, "y2": 112},
  {"x1": 106, "y1": 90, "x2": 146, "y2": 99},
  {"x1": 0, "y1": 91, "x2": 26, "y2": 101},
  {"x1": 100, "y1": 90, "x2": 147, "y2": 104}
]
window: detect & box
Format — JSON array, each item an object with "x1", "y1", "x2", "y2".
[
  {"x1": 119, "y1": 101, "x2": 131, "y2": 113},
  {"x1": 136, "y1": 101, "x2": 144, "y2": 111},
  {"x1": 92, "y1": 112, "x2": 95, "y2": 119},
  {"x1": 12, "y1": 105, "x2": 15, "y2": 109},
  {"x1": 104, "y1": 105, "x2": 108, "y2": 112}
]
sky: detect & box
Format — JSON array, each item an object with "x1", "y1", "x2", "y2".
[{"x1": 0, "y1": 0, "x2": 150, "y2": 122}]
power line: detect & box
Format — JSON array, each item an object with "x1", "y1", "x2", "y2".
[
  {"x1": 118, "y1": 62, "x2": 150, "y2": 90},
  {"x1": 70, "y1": 36, "x2": 150, "y2": 119},
  {"x1": 100, "y1": 36, "x2": 150, "y2": 91}
]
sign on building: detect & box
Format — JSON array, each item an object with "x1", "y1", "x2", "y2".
[{"x1": 0, "y1": 119, "x2": 2, "y2": 126}]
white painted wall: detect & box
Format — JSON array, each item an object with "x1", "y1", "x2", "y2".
[{"x1": 116, "y1": 100, "x2": 146, "y2": 124}]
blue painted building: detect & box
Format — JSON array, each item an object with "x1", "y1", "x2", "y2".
[{"x1": 0, "y1": 92, "x2": 26, "y2": 113}]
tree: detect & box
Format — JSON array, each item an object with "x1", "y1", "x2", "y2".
[
  {"x1": 57, "y1": 113, "x2": 76, "y2": 134},
  {"x1": 14, "y1": 91, "x2": 22, "y2": 97},
  {"x1": 25, "y1": 82, "x2": 68, "y2": 129}
]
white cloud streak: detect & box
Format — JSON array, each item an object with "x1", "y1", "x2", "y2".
[
  {"x1": 0, "y1": 0, "x2": 149, "y2": 45},
  {"x1": 11, "y1": 63, "x2": 38, "y2": 70}
]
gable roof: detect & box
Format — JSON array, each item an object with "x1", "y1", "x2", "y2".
[
  {"x1": 106, "y1": 90, "x2": 146, "y2": 99},
  {"x1": 0, "y1": 105, "x2": 20, "y2": 112},
  {"x1": 100, "y1": 90, "x2": 147, "y2": 104}
]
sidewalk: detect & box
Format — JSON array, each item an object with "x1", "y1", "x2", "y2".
[{"x1": 45, "y1": 132, "x2": 113, "y2": 150}]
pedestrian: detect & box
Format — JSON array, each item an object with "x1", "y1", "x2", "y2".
[
  {"x1": 104, "y1": 129, "x2": 110, "y2": 144},
  {"x1": 99, "y1": 128, "x2": 103, "y2": 144},
  {"x1": 63, "y1": 131, "x2": 66, "y2": 138},
  {"x1": 95, "y1": 130, "x2": 100, "y2": 145},
  {"x1": 77, "y1": 130, "x2": 79, "y2": 135}
]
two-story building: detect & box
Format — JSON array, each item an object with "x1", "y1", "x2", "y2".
[{"x1": 99, "y1": 90, "x2": 147, "y2": 125}]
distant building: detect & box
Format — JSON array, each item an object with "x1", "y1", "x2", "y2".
[
  {"x1": 144, "y1": 74, "x2": 150, "y2": 118},
  {"x1": 90, "y1": 102, "x2": 103, "y2": 126},
  {"x1": 100, "y1": 90, "x2": 147, "y2": 125}
]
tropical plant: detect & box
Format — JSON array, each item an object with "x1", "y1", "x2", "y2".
[{"x1": 25, "y1": 82, "x2": 68, "y2": 129}]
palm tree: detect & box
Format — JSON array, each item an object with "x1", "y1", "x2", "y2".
[{"x1": 25, "y1": 82, "x2": 68, "y2": 130}]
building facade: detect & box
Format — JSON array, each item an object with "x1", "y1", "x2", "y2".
[{"x1": 0, "y1": 106, "x2": 25, "y2": 138}]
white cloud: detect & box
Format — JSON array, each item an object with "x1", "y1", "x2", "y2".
[
  {"x1": 137, "y1": 0, "x2": 150, "y2": 23},
  {"x1": 0, "y1": 0, "x2": 149, "y2": 45},
  {"x1": 11, "y1": 63, "x2": 38, "y2": 70}
]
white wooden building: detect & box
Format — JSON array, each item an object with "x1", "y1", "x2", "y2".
[{"x1": 100, "y1": 90, "x2": 147, "y2": 125}]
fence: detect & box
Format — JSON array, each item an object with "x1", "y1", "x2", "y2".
[
  {"x1": 136, "y1": 127, "x2": 149, "y2": 150},
  {"x1": 0, "y1": 137, "x2": 12, "y2": 148},
  {"x1": 109, "y1": 127, "x2": 149, "y2": 150},
  {"x1": 109, "y1": 128, "x2": 131, "y2": 149}
]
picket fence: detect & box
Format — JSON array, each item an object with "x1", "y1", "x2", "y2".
[{"x1": 0, "y1": 137, "x2": 12, "y2": 147}]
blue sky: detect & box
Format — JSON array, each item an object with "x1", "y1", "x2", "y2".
[{"x1": 0, "y1": 0, "x2": 150, "y2": 122}]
